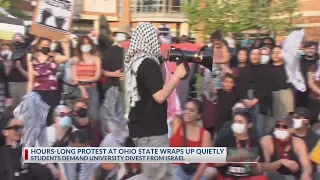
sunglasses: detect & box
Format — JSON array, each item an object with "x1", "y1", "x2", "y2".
[
  {"x1": 5, "y1": 125, "x2": 24, "y2": 131},
  {"x1": 275, "y1": 123, "x2": 288, "y2": 129},
  {"x1": 58, "y1": 111, "x2": 73, "y2": 118}
]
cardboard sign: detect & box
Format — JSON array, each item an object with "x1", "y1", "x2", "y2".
[
  {"x1": 0, "y1": 16, "x2": 25, "y2": 41},
  {"x1": 30, "y1": 0, "x2": 75, "y2": 40}
]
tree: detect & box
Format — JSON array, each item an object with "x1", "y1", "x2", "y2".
[
  {"x1": 184, "y1": 0, "x2": 299, "y2": 36},
  {"x1": 5, "y1": 0, "x2": 26, "y2": 18},
  {"x1": 0, "y1": 0, "x2": 11, "y2": 11}
]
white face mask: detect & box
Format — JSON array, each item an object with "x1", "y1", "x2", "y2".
[
  {"x1": 116, "y1": 33, "x2": 127, "y2": 42},
  {"x1": 273, "y1": 129, "x2": 289, "y2": 140},
  {"x1": 261, "y1": 55, "x2": 270, "y2": 64},
  {"x1": 1, "y1": 50, "x2": 11, "y2": 57},
  {"x1": 81, "y1": 45, "x2": 92, "y2": 53},
  {"x1": 293, "y1": 118, "x2": 303, "y2": 129},
  {"x1": 231, "y1": 123, "x2": 246, "y2": 134},
  {"x1": 72, "y1": 40, "x2": 78, "y2": 48},
  {"x1": 50, "y1": 43, "x2": 57, "y2": 51}
]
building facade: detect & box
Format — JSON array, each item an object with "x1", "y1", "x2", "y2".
[
  {"x1": 294, "y1": 0, "x2": 320, "y2": 41},
  {"x1": 18, "y1": 0, "x2": 191, "y2": 36},
  {"x1": 18, "y1": 0, "x2": 320, "y2": 41}
]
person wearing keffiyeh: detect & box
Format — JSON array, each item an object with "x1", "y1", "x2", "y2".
[{"x1": 124, "y1": 23, "x2": 186, "y2": 180}]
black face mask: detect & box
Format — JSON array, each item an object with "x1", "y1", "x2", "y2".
[
  {"x1": 13, "y1": 41, "x2": 25, "y2": 49},
  {"x1": 76, "y1": 108, "x2": 87, "y2": 118},
  {"x1": 41, "y1": 47, "x2": 50, "y2": 55}
]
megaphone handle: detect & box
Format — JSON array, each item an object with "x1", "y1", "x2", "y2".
[
  {"x1": 174, "y1": 48, "x2": 190, "y2": 80},
  {"x1": 177, "y1": 58, "x2": 190, "y2": 80}
]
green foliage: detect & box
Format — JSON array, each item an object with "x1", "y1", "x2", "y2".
[
  {"x1": 0, "y1": 0, "x2": 11, "y2": 11},
  {"x1": 184, "y1": 0, "x2": 299, "y2": 35}
]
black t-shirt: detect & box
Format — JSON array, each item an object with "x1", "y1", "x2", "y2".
[
  {"x1": 294, "y1": 130, "x2": 320, "y2": 173},
  {"x1": 128, "y1": 58, "x2": 168, "y2": 138},
  {"x1": 300, "y1": 55, "x2": 317, "y2": 84},
  {"x1": 7, "y1": 56, "x2": 28, "y2": 82},
  {"x1": 217, "y1": 89, "x2": 237, "y2": 129},
  {"x1": 270, "y1": 64, "x2": 291, "y2": 91},
  {"x1": 0, "y1": 145, "x2": 23, "y2": 180},
  {"x1": 102, "y1": 45, "x2": 124, "y2": 89},
  {"x1": 297, "y1": 130, "x2": 320, "y2": 153},
  {"x1": 235, "y1": 65, "x2": 254, "y2": 100},
  {"x1": 215, "y1": 130, "x2": 264, "y2": 178}
]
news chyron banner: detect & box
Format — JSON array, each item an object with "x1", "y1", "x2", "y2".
[{"x1": 23, "y1": 147, "x2": 227, "y2": 164}]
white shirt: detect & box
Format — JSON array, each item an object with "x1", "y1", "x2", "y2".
[{"x1": 225, "y1": 37, "x2": 236, "y2": 48}]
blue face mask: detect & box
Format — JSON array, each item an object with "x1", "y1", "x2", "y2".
[
  {"x1": 59, "y1": 116, "x2": 72, "y2": 128},
  {"x1": 81, "y1": 45, "x2": 92, "y2": 53},
  {"x1": 260, "y1": 55, "x2": 270, "y2": 64}
]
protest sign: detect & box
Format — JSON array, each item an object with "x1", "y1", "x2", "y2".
[
  {"x1": 30, "y1": 0, "x2": 75, "y2": 40},
  {"x1": 0, "y1": 16, "x2": 25, "y2": 41}
]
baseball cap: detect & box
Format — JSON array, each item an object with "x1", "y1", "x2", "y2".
[{"x1": 294, "y1": 107, "x2": 310, "y2": 119}]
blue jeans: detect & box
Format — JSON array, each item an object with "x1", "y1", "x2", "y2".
[
  {"x1": 251, "y1": 103, "x2": 266, "y2": 138},
  {"x1": 86, "y1": 86, "x2": 100, "y2": 121},
  {"x1": 247, "y1": 89, "x2": 267, "y2": 137},
  {"x1": 173, "y1": 165, "x2": 206, "y2": 180}
]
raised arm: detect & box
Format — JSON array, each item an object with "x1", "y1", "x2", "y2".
[
  {"x1": 26, "y1": 54, "x2": 34, "y2": 93},
  {"x1": 55, "y1": 41, "x2": 70, "y2": 64}
]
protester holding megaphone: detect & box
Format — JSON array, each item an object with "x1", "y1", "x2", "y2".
[{"x1": 124, "y1": 23, "x2": 187, "y2": 180}]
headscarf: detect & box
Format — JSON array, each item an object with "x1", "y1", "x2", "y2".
[{"x1": 125, "y1": 23, "x2": 161, "y2": 107}]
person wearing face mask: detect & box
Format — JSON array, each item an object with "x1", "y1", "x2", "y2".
[
  {"x1": 100, "y1": 30, "x2": 129, "y2": 136},
  {"x1": 291, "y1": 107, "x2": 320, "y2": 178},
  {"x1": 215, "y1": 108, "x2": 269, "y2": 180},
  {"x1": 72, "y1": 99, "x2": 103, "y2": 147},
  {"x1": 71, "y1": 35, "x2": 101, "y2": 121},
  {"x1": 260, "y1": 115, "x2": 312, "y2": 180},
  {"x1": 7, "y1": 34, "x2": 29, "y2": 107},
  {"x1": 170, "y1": 99, "x2": 217, "y2": 180},
  {"x1": 27, "y1": 36, "x2": 70, "y2": 126},
  {"x1": 36, "y1": 105, "x2": 77, "y2": 179},
  {"x1": 247, "y1": 48, "x2": 272, "y2": 138}
]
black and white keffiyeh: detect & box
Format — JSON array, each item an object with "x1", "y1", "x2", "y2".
[
  {"x1": 14, "y1": 92, "x2": 49, "y2": 148},
  {"x1": 125, "y1": 23, "x2": 161, "y2": 107}
]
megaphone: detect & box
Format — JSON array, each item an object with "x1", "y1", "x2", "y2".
[{"x1": 164, "y1": 45, "x2": 213, "y2": 72}]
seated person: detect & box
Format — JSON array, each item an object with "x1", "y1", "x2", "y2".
[
  {"x1": 310, "y1": 141, "x2": 320, "y2": 178},
  {"x1": 59, "y1": 130, "x2": 99, "y2": 180},
  {"x1": 292, "y1": 107, "x2": 320, "y2": 152},
  {"x1": 72, "y1": 99, "x2": 103, "y2": 147},
  {"x1": 170, "y1": 99, "x2": 217, "y2": 180},
  {"x1": 291, "y1": 107, "x2": 320, "y2": 177},
  {"x1": 36, "y1": 105, "x2": 77, "y2": 179},
  {"x1": 0, "y1": 108, "x2": 49, "y2": 180},
  {"x1": 214, "y1": 108, "x2": 266, "y2": 179},
  {"x1": 260, "y1": 115, "x2": 312, "y2": 180}
]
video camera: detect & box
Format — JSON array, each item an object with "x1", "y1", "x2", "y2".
[{"x1": 164, "y1": 46, "x2": 213, "y2": 79}]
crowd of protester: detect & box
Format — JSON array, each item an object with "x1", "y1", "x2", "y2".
[{"x1": 0, "y1": 23, "x2": 319, "y2": 180}]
